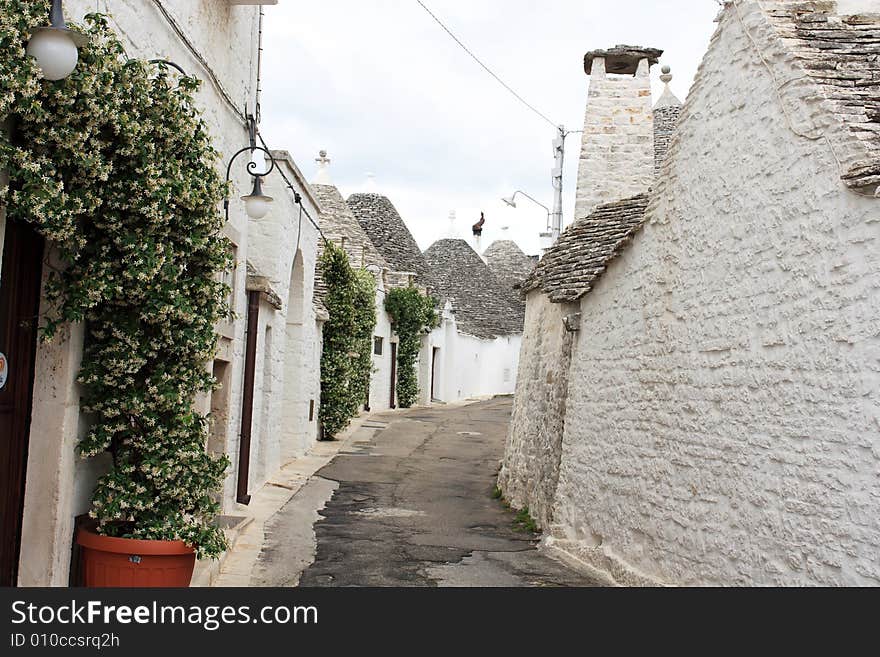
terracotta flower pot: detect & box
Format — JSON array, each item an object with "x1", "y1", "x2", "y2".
[{"x1": 76, "y1": 526, "x2": 195, "y2": 588}]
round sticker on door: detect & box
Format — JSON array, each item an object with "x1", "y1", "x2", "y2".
[{"x1": 0, "y1": 352, "x2": 7, "y2": 391}]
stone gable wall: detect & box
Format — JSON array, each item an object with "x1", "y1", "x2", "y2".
[
  {"x1": 498, "y1": 293, "x2": 578, "y2": 529},
  {"x1": 551, "y1": 0, "x2": 880, "y2": 586}
]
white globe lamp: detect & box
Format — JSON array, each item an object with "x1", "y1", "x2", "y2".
[{"x1": 26, "y1": 0, "x2": 88, "y2": 81}]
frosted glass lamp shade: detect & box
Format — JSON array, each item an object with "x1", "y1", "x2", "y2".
[
  {"x1": 243, "y1": 194, "x2": 272, "y2": 220},
  {"x1": 242, "y1": 176, "x2": 273, "y2": 219},
  {"x1": 27, "y1": 28, "x2": 80, "y2": 81}
]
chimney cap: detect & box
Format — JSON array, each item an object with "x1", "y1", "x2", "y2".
[{"x1": 585, "y1": 45, "x2": 663, "y2": 75}]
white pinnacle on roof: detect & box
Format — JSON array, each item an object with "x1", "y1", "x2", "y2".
[
  {"x1": 654, "y1": 65, "x2": 682, "y2": 109},
  {"x1": 313, "y1": 150, "x2": 332, "y2": 185}
]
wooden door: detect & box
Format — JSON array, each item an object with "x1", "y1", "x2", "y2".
[
  {"x1": 431, "y1": 347, "x2": 440, "y2": 401},
  {"x1": 0, "y1": 217, "x2": 44, "y2": 586}
]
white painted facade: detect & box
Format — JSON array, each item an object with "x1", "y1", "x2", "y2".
[
  {"x1": 7, "y1": 0, "x2": 323, "y2": 585},
  {"x1": 505, "y1": 0, "x2": 880, "y2": 586},
  {"x1": 369, "y1": 282, "x2": 396, "y2": 412},
  {"x1": 422, "y1": 304, "x2": 521, "y2": 405}
]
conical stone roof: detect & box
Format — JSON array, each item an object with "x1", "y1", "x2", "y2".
[
  {"x1": 483, "y1": 240, "x2": 537, "y2": 295},
  {"x1": 347, "y1": 193, "x2": 433, "y2": 284},
  {"x1": 423, "y1": 238, "x2": 524, "y2": 339}
]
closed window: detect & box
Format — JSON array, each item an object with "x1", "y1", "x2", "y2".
[{"x1": 374, "y1": 336, "x2": 383, "y2": 355}]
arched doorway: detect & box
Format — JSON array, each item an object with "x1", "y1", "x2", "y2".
[{"x1": 281, "y1": 250, "x2": 306, "y2": 461}]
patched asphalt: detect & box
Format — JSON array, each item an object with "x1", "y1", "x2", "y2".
[{"x1": 257, "y1": 397, "x2": 601, "y2": 587}]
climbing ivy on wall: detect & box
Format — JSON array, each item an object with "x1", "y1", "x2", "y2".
[
  {"x1": 0, "y1": 6, "x2": 230, "y2": 557},
  {"x1": 385, "y1": 286, "x2": 438, "y2": 409},
  {"x1": 318, "y1": 243, "x2": 376, "y2": 438},
  {"x1": 351, "y1": 268, "x2": 378, "y2": 412}
]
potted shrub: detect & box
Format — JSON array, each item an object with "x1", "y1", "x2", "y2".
[{"x1": 1, "y1": 9, "x2": 231, "y2": 586}]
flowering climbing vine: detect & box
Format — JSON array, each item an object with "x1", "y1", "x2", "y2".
[{"x1": 1, "y1": 4, "x2": 230, "y2": 557}]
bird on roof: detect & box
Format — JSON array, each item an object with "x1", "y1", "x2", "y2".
[{"x1": 472, "y1": 212, "x2": 486, "y2": 237}]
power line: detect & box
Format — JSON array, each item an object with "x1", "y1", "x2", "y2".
[{"x1": 415, "y1": 0, "x2": 559, "y2": 130}]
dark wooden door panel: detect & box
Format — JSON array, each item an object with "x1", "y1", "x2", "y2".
[{"x1": 0, "y1": 217, "x2": 44, "y2": 586}]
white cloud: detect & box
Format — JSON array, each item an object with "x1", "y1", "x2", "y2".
[{"x1": 260, "y1": 1, "x2": 720, "y2": 256}]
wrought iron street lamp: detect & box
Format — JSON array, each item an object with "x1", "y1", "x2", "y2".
[
  {"x1": 26, "y1": 0, "x2": 88, "y2": 81},
  {"x1": 225, "y1": 116, "x2": 275, "y2": 221}
]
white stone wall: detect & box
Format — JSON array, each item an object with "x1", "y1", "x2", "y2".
[
  {"x1": 498, "y1": 293, "x2": 577, "y2": 529},
  {"x1": 574, "y1": 57, "x2": 655, "y2": 220},
  {"x1": 258, "y1": 159, "x2": 323, "y2": 471},
  {"x1": 369, "y1": 288, "x2": 394, "y2": 411},
  {"x1": 15, "y1": 0, "x2": 290, "y2": 584},
  {"x1": 551, "y1": 1, "x2": 880, "y2": 586},
  {"x1": 436, "y1": 317, "x2": 522, "y2": 403}
]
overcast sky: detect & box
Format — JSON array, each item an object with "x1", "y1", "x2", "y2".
[{"x1": 260, "y1": 1, "x2": 721, "y2": 256}]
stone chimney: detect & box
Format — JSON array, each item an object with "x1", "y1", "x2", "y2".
[{"x1": 574, "y1": 45, "x2": 662, "y2": 220}]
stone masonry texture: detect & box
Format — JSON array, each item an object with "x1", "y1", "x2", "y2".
[
  {"x1": 654, "y1": 105, "x2": 682, "y2": 175},
  {"x1": 574, "y1": 51, "x2": 657, "y2": 220},
  {"x1": 498, "y1": 293, "x2": 577, "y2": 530},
  {"x1": 347, "y1": 193, "x2": 433, "y2": 285},
  {"x1": 763, "y1": 1, "x2": 880, "y2": 190},
  {"x1": 483, "y1": 240, "x2": 537, "y2": 295},
  {"x1": 548, "y1": 0, "x2": 880, "y2": 586},
  {"x1": 423, "y1": 239, "x2": 525, "y2": 340}
]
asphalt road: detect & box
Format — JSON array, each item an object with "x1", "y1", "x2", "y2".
[{"x1": 255, "y1": 397, "x2": 600, "y2": 587}]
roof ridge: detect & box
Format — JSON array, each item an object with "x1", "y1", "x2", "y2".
[{"x1": 522, "y1": 193, "x2": 650, "y2": 303}]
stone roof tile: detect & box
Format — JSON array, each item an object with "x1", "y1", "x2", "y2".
[
  {"x1": 311, "y1": 184, "x2": 389, "y2": 310},
  {"x1": 483, "y1": 240, "x2": 537, "y2": 295},
  {"x1": 521, "y1": 194, "x2": 650, "y2": 303},
  {"x1": 764, "y1": 1, "x2": 880, "y2": 189},
  {"x1": 347, "y1": 193, "x2": 433, "y2": 283}
]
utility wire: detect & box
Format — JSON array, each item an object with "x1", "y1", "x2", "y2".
[
  {"x1": 150, "y1": 0, "x2": 247, "y2": 123},
  {"x1": 415, "y1": 0, "x2": 559, "y2": 130}
]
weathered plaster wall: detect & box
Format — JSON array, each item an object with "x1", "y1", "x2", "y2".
[
  {"x1": 574, "y1": 57, "x2": 655, "y2": 220},
  {"x1": 551, "y1": 1, "x2": 880, "y2": 586},
  {"x1": 498, "y1": 293, "x2": 577, "y2": 529}
]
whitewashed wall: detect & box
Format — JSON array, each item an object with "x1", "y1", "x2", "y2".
[
  {"x1": 550, "y1": 1, "x2": 880, "y2": 586},
  {"x1": 17, "y1": 0, "x2": 272, "y2": 584},
  {"x1": 248, "y1": 155, "x2": 322, "y2": 498},
  {"x1": 436, "y1": 317, "x2": 521, "y2": 403},
  {"x1": 369, "y1": 287, "x2": 395, "y2": 412}
]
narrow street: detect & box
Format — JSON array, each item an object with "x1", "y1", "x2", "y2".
[{"x1": 252, "y1": 398, "x2": 600, "y2": 587}]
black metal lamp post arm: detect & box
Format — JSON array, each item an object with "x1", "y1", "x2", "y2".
[
  {"x1": 223, "y1": 144, "x2": 276, "y2": 223},
  {"x1": 49, "y1": 0, "x2": 66, "y2": 29},
  {"x1": 148, "y1": 59, "x2": 188, "y2": 76}
]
